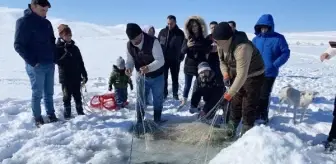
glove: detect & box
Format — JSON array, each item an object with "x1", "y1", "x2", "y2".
[{"x1": 223, "y1": 92, "x2": 232, "y2": 101}]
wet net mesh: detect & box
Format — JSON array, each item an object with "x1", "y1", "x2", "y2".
[
  {"x1": 81, "y1": 75, "x2": 233, "y2": 164},
  {"x1": 126, "y1": 75, "x2": 233, "y2": 164}
]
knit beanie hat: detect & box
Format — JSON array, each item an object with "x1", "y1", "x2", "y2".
[
  {"x1": 58, "y1": 24, "x2": 72, "y2": 36},
  {"x1": 198, "y1": 62, "x2": 211, "y2": 74},
  {"x1": 126, "y1": 23, "x2": 143, "y2": 40},
  {"x1": 31, "y1": 0, "x2": 51, "y2": 8},
  {"x1": 212, "y1": 22, "x2": 233, "y2": 40},
  {"x1": 116, "y1": 56, "x2": 125, "y2": 70}
]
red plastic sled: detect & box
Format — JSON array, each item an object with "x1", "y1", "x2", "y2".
[{"x1": 90, "y1": 93, "x2": 118, "y2": 111}]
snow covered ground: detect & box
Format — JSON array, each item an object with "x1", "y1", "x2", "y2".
[{"x1": 1, "y1": 6, "x2": 336, "y2": 164}]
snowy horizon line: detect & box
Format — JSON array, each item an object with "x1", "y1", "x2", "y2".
[{"x1": 1, "y1": 6, "x2": 336, "y2": 34}]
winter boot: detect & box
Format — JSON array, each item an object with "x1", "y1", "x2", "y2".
[
  {"x1": 241, "y1": 124, "x2": 254, "y2": 136},
  {"x1": 198, "y1": 110, "x2": 206, "y2": 118},
  {"x1": 48, "y1": 114, "x2": 58, "y2": 123},
  {"x1": 324, "y1": 139, "x2": 336, "y2": 152},
  {"x1": 63, "y1": 106, "x2": 72, "y2": 120},
  {"x1": 173, "y1": 94, "x2": 179, "y2": 100},
  {"x1": 178, "y1": 97, "x2": 188, "y2": 109},
  {"x1": 222, "y1": 120, "x2": 239, "y2": 140},
  {"x1": 76, "y1": 105, "x2": 85, "y2": 115},
  {"x1": 260, "y1": 111, "x2": 269, "y2": 124},
  {"x1": 189, "y1": 105, "x2": 200, "y2": 114},
  {"x1": 154, "y1": 110, "x2": 167, "y2": 124},
  {"x1": 34, "y1": 116, "x2": 44, "y2": 127},
  {"x1": 122, "y1": 101, "x2": 129, "y2": 108},
  {"x1": 137, "y1": 109, "x2": 145, "y2": 124}
]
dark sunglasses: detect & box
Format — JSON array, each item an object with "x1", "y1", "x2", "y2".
[{"x1": 35, "y1": 2, "x2": 51, "y2": 8}]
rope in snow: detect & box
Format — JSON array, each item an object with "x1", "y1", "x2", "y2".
[{"x1": 80, "y1": 84, "x2": 94, "y2": 114}]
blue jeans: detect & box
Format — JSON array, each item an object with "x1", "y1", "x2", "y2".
[
  {"x1": 147, "y1": 90, "x2": 152, "y2": 105},
  {"x1": 183, "y1": 74, "x2": 196, "y2": 98},
  {"x1": 26, "y1": 63, "x2": 55, "y2": 118},
  {"x1": 136, "y1": 74, "x2": 164, "y2": 119},
  {"x1": 115, "y1": 88, "x2": 128, "y2": 107}
]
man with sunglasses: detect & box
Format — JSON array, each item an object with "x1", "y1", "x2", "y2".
[
  {"x1": 189, "y1": 62, "x2": 225, "y2": 121},
  {"x1": 125, "y1": 23, "x2": 166, "y2": 124},
  {"x1": 14, "y1": 0, "x2": 57, "y2": 127}
]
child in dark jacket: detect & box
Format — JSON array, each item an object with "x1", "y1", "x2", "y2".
[
  {"x1": 189, "y1": 62, "x2": 225, "y2": 119},
  {"x1": 56, "y1": 24, "x2": 88, "y2": 119},
  {"x1": 108, "y1": 57, "x2": 133, "y2": 108}
]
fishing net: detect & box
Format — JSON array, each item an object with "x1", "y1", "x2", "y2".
[
  {"x1": 130, "y1": 101, "x2": 232, "y2": 146},
  {"x1": 101, "y1": 74, "x2": 234, "y2": 164},
  {"x1": 128, "y1": 86, "x2": 233, "y2": 164},
  {"x1": 128, "y1": 107, "x2": 233, "y2": 164}
]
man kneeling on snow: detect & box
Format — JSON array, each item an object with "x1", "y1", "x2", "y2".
[
  {"x1": 125, "y1": 23, "x2": 166, "y2": 124},
  {"x1": 214, "y1": 22, "x2": 265, "y2": 138},
  {"x1": 189, "y1": 62, "x2": 225, "y2": 120}
]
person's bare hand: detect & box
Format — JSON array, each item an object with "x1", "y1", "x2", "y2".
[
  {"x1": 187, "y1": 39, "x2": 195, "y2": 48},
  {"x1": 320, "y1": 53, "x2": 330, "y2": 62},
  {"x1": 125, "y1": 69, "x2": 132, "y2": 76},
  {"x1": 211, "y1": 45, "x2": 217, "y2": 52},
  {"x1": 140, "y1": 66, "x2": 149, "y2": 75}
]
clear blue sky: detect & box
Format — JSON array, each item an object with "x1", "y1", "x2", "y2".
[{"x1": 1, "y1": 0, "x2": 335, "y2": 33}]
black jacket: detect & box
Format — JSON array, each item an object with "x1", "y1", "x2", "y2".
[
  {"x1": 181, "y1": 16, "x2": 212, "y2": 76},
  {"x1": 235, "y1": 30, "x2": 249, "y2": 40},
  {"x1": 158, "y1": 25, "x2": 185, "y2": 63},
  {"x1": 191, "y1": 71, "x2": 225, "y2": 113},
  {"x1": 181, "y1": 37, "x2": 212, "y2": 76},
  {"x1": 205, "y1": 34, "x2": 221, "y2": 76},
  {"x1": 55, "y1": 38, "x2": 88, "y2": 84}
]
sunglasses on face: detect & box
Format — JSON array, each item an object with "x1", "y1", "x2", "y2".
[
  {"x1": 35, "y1": 2, "x2": 50, "y2": 8},
  {"x1": 199, "y1": 70, "x2": 210, "y2": 76}
]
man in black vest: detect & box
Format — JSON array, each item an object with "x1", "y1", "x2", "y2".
[
  {"x1": 125, "y1": 23, "x2": 166, "y2": 124},
  {"x1": 158, "y1": 15, "x2": 185, "y2": 100},
  {"x1": 213, "y1": 22, "x2": 265, "y2": 138}
]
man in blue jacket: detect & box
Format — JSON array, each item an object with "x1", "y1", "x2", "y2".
[
  {"x1": 252, "y1": 14, "x2": 290, "y2": 124},
  {"x1": 14, "y1": 0, "x2": 58, "y2": 127}
]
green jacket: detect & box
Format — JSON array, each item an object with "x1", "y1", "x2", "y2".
[{"x1": 108, "y1": 65, "x2": 133, "y2": 90}]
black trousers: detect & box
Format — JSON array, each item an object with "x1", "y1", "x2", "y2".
[
  {"x1": 230, "y1": 74, "x2": 264, "y2": 126},
  {"x1": 62, "y1": 82, "x2": 82, "y2": 111},
  {"x1": 256, "y1": 77, "x2": 276, "y2": 120},
  {"x1": 164, "y1": 60, "x2": 180, "y2": 97},
  {"x1": 328, "y1": 97, "x2": 336, "y2": 141}
]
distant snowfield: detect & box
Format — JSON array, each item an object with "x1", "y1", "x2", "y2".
[{"x1": 0, "y1": 6, "x2": 336, "y2": 164}]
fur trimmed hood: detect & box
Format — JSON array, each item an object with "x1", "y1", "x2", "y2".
[
  {"x1": 142, "y1": 25, "x2": 155, "y2": 34},
  {"x1": 184, "y1": 16, "x2": 208, "y2": 39}
]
